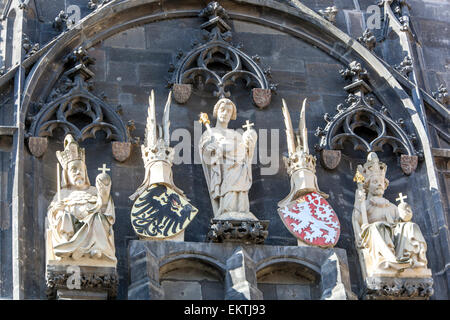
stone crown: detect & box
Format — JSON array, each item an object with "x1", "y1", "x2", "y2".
[
  {"x1": 56, "y1": 134, "x2": 85, "y2": 169},
  {"x1": 141, "y1": 139, "x2": 174, "y2": 167},
  {"x1": 360, "y1": 152, "x2": 387, "y2": 181},
  {"x1": 284, "y1": 150, "x2": 316, "y2": 176}
]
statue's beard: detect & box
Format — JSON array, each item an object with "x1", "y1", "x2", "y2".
[
  {"x1": 70, "y1": 176, "x2": 85, "y2": 187},
  {"x1": 370, "y1": 188, "x2": 385, "y2": 197}
]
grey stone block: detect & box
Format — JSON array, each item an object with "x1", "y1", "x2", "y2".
[
  {"x1": 104, "y1": 27, "x2": 146, "y2": 49},
  {"x1": 162, "y1": 280, "x2": 202, "y2": 300}
]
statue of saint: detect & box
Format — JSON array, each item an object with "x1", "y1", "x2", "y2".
[
  {"x1": 46, "y1": 134, "x2": 117, "y2": 266},
  {"x1": 352, "y1": 152, "x2": 429, "y2": 275},
  {"x1": 198, "y1": 98, "x2": 257, "y2": 221}
]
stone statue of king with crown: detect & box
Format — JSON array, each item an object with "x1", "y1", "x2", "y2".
[
  {"x1": 352, "y1": 152, "x2": 432, "y2": 296},
  {"x1": 46, "y1": 134, "x2": 117, "y2": 268}
]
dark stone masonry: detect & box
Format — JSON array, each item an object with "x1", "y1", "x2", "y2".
[{"x1": 0, "y1": 0, "x2": 448, "y2": 300}]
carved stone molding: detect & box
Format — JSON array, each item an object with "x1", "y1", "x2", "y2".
[
  {"x1": 315, "y1": 61, "x2": 421, "y2": 175},
  {"x1": 170, "y1": 1, "x2": 275, "y2": 108},
  {"x1": 128, "y1": 240, "x2": 356, "y2": 300},
  {"x1": 206, "y1": 219, "x2": 269, "y2": 244},
  {"x1": 26, "y1": 47, "x2": 131, "y2": 161},
  {"x1": 379, "y1": 0, "x2": 417, "y2": 42},
  {"x1": 363, "y1": 276, "x2": 434, "y2": 300},
  {"x1": 46, "y1": 265, "x2": 118, "y2": 300}
]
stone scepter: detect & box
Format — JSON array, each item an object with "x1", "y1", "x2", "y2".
[{"x1": 354, "y1": 168, "x2": 368, "y2": 227}]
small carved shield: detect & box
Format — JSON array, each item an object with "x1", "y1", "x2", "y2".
[
  {"x1": 28, "y1": 136, "x2": 48, "y2": 158},
  {"x1": 131, "y1": 184, "x2": 198, "y2": 240},
  {"x1": 320, "y1": 149, "x2": 341, "y2": 170},
  {"x1": 112, "y1": 141, "x2": 131, "y2": 162},
  {"x1": 172, "y1": 84, "x2": 192, "y2": 104},
  {"x1": 252, "y1": 88, "x2": 271, "y2": 109},
  {"x1": 278, "y1": 192, "x2": 340, "y2": 248},
  {"x1": 400, "y1": 154, "x2": 418, "y2": 175}
]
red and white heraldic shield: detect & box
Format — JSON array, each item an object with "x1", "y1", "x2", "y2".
[{"x1": 278, "y1": 192, "x2": 341, "y2": 248}]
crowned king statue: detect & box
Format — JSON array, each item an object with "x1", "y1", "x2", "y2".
[
  {"x1": 352, "y1": 152, "x2": 430, "y2": 278},
  {"x1": 46, "y1": 134, "x2": 117, "y2": 267}
]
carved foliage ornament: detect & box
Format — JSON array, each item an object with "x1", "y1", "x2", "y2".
[
  {"x1": 46, "y1": 268, "x2": 118, "y2": 300},
  {"x1": 170, "y1": 1, "x2": 275, "y2": 109},
  {"x1": 27, "y1": 47, "x2": 131, "y2": 162},
  {"x1": 364, "y1": 277, "x2": 434, "y2": 299},
  {"x1": 315, "y1": 61, "x2": 421, "y2": 175}
]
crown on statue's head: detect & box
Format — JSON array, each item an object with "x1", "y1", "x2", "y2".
[
  {"x1": 360, "y1": 152, "x2": 387, "y2": 181},
  {"x1": 56, "y1": 134, "x2": 85, "y2": 170},
  {"x1": 284, "y1": 149, "x2": 316, "y2": 176},
  {"x1": 141, "y1": 139, "x2": 174, "y2": 167}
]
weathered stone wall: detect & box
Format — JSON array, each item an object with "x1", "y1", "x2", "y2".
[{"x1": 0, "y1": 0, "x2": 448, "y2": 300}]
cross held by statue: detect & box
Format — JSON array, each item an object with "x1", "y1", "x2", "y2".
[
  {"x1": 242, "y1": 120, "x2": 254, "y2": 131},
  {"x1": 98, "y1": 163, "x2": 111, "y2": 175},
  {"x1": 396, "y1": 193, "x2": 407, "y2": 204}
]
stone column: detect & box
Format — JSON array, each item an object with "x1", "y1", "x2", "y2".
[
  {"x1": 128, "y1": 246, "x2": 164, "y2": 300},
  {"x1": 225, "y1": 247, "x2": 262, "y2": 300},
  {"x1": 320, "y1": 251, "x2": 356, "y2": 300}
]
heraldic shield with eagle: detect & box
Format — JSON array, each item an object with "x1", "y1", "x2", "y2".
[
  {"x1": 278, "y1": 98, "x2": 341, "y2": 248},
  {"x1": 129, "y1": 90, "x2": 198, "y2": 240},
  {"x1": 131, "y1": 184, "x2": 197, "y2": 239}
]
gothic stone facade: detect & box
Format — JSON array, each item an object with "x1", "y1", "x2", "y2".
[{"x1": 0, "y1": 0, "x2": 448, "y2": 300}]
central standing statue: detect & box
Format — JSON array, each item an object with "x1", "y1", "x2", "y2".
[
  {"x1": 199, "y1": 98, "x2": 257, "y2": 220},
  {"x1": 199, "y1": 98, "x2": 268, "y2": 243}
]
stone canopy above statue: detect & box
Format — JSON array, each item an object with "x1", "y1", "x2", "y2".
[
  {"x1": 315, "y1": 61, "x2": 422, "y2": 175},
  {"x1": 170, "y1": 1, "x2": 276, "y2": 109}
]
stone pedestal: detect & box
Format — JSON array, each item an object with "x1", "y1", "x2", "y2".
[
  {"x1": 206, "y1": 219, "x2": 269, "y2": 244},
  {"x1": 46, "y1": 264, "x2": 118, "y2": 300},
  {"x1": 357, "y1": 248, "x2": 434, "y2": 300}
]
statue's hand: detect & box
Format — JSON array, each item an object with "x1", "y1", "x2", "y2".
[
  {"x1": 398, "y1": 202, "x2": 413, "y2": 222},
  {"x1": 205, "y1": 141, "x2": 222, "y2": 158},
  {"x1": 242, "y1": 129, "x2": 257, "y2": 148},
  {"x1": 96, "y1": 173, "x2": 111, "y2": 208}
]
